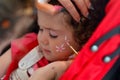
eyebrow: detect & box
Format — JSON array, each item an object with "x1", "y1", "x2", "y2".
[
  {"x1": 39, "y1": 24, "x2": 61, "y2": 32},
  {"x1": 46, "y1": 28, "x2": 59, "y2": 32}
]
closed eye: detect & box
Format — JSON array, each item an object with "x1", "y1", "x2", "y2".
[
  {"x1": 49, "y1": 33, "x2": 58, "y2": 38},
  {"x1": 49, "y1": 30, "x2": 58, "y2": 38}
]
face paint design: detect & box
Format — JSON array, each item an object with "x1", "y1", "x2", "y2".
[
  {"x1": 56, "y1": 36, "x2": 70, "y2": 53},
  {"x1": 64, "y1": 36, "x2": 70, "y2": 44},
  {"x1": 56, "y1": 44, "x2": 65, "y2": 52}
]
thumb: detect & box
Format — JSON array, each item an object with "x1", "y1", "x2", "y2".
[{"x1": 36, "y1": 0, "x2": 63, "y2": 15}]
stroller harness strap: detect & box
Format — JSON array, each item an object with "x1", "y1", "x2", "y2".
[{"x1": 91, "y1": 25, "x2": 120, "y2": 63}]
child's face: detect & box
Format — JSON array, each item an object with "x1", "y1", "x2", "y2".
[{"x1": 37, "y1": 11, "x2": 79, "y2": 61}]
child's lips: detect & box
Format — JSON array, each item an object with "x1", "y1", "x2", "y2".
[{"x1": 43, "y1": 48, "x2": 51, "y2": 54}]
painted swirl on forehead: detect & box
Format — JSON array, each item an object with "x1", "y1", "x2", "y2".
[{"x1": 56, "y1": 36, "x2": 70, "y2": 53}]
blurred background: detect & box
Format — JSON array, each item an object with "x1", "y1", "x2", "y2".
[{"x1": 0, "y1": 0, "x2": 39, "y2": 55}]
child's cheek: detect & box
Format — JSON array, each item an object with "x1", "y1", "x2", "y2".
[
  {"x1": 55, "y1": 43, "x2": 66, "y2": 53},
  {"x1": 55, "y1": 36, "x2": 70, "y2": 53}
]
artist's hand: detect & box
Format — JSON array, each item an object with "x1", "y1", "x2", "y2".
[
  {"x1": 36, "y1": 0, "x2": 63, "y2": 15},
  {"x1": 58, "y1": 0, "x2": 91, "y2": 22},
  {"x1": 36, "y1": 0, "x2": 91, "y2": 22}
]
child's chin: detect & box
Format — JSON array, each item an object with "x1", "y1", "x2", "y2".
[
  {"x1": 46, "y1": 57, "x2": 60, "y2": 62},
  {"x1": 43, "y1": 55, "x2": 53, "y2": 62}
]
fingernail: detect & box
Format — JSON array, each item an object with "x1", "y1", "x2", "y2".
[
  {"x1": 80, "y1": 16, "x2": 86, "y2": 23},
  {"x1": 87, "y1": 13, "x2": 91, "y2": 20},
  {"x1": 60, "y1": 8, "x2": 67, "y2": 12},
  {"x1": 54, "y1": 5, "x2": 63, "y2": 12},
  {"x1": 37, "y1": 0, "x2": 49, "y2": 3},
  {"x1": 89, "y1": 5, "x2": 94, "y2": 10},
  {"x1": 88, "y1": 2, "x2": 94, "y2": 10}
]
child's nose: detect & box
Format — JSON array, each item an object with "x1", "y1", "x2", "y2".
[{"x1": 38, "y1": 33, "x2": 49, "y2": 45}]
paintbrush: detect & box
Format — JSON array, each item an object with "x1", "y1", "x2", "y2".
[{"x1": 66, "y1": 42, "x2": 78, "y2": 55}]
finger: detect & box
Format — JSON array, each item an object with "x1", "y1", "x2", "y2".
[
  {"x1": 36, "y1": 0, "x2": 62, "y2": 15},
  {"x1": 58, "y1": 0, "x2": 80, "y2": 22},
  {"x1": 84, "y1": 0, "x2": 91, "y2": 8},
  {"x1": 37, "y1": 0, "x2": 49, "y2": 3},
  {"x1": 73, "y1": 0, "x2": 88, "y2": 17}
]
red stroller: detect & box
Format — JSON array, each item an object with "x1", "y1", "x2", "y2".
[{"x1": 60, "y1": 0, "x2": 120, "y2": 80}]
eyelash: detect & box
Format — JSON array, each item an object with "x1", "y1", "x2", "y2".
[
  {"x1": 39, "y1": 28, "x2": 58, "y2": 38},
  {"x1": 49, "y1": 33, "x2": 58, "y2": 38}
]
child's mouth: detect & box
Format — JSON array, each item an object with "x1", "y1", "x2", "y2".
[{"x1": 43, "y1": 48, "x2": 51, "y2": 54}]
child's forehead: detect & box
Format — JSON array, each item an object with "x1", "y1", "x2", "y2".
[
  {"x1": 37, "y1": 10, "x2": 55, "y2": 18},
  {"x1": 38, "y1": 10, "x2": 70, "y2": 25},
  {"x1": 38, "y1": 10, "x2": 71, "y2": 24},
  {"x1": 37, "y1": 10, "x2": 73, "y2": 31},
  {"x1": 37, "y1": 10, "x2": 65, "y2": 18}
]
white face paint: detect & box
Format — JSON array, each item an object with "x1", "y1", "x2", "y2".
[
  {"x1": 56, "y1": 36, "x2": 70, "y2": 53},
  {"x1": 56, "y1": 44, "x2": 65, "y2": 52},
  {"x1": 64, "y1": 36, "x2": 70, "y2": 44}
]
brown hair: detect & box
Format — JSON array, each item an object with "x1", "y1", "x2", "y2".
[{"x1": 49, "y1": 0, "x2": 109, "y2": 49}]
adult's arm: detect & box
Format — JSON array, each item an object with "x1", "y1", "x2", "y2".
[
  {"x1": 28, "y1": 60, "x2": 72, "y2": 80},
  {"x1": 0, "y1": 49, "x2": 12, "y2": 78}
]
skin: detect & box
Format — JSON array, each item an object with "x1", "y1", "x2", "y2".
[
  {"x1": 36, "y1": 0, "x2": 91, "y2": 22},
  {"x1": 0, "y1": 49, "x2": 12, "y2": 78},
  {"x1": 37, "y1": 10, "x2": 79, "y2": 62},
  {"x1": 29, "y1": 10, "x2": 79, "y2": 80},
  {"x1": 0, "y1": 1, "x2": 82, "y2": 79},
  {"x1": 29, "y1": 60, "x2": 73, "y2": 80},
  {"x1": 58, "y1": 0, "x2": 91, "y2": 22}
]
